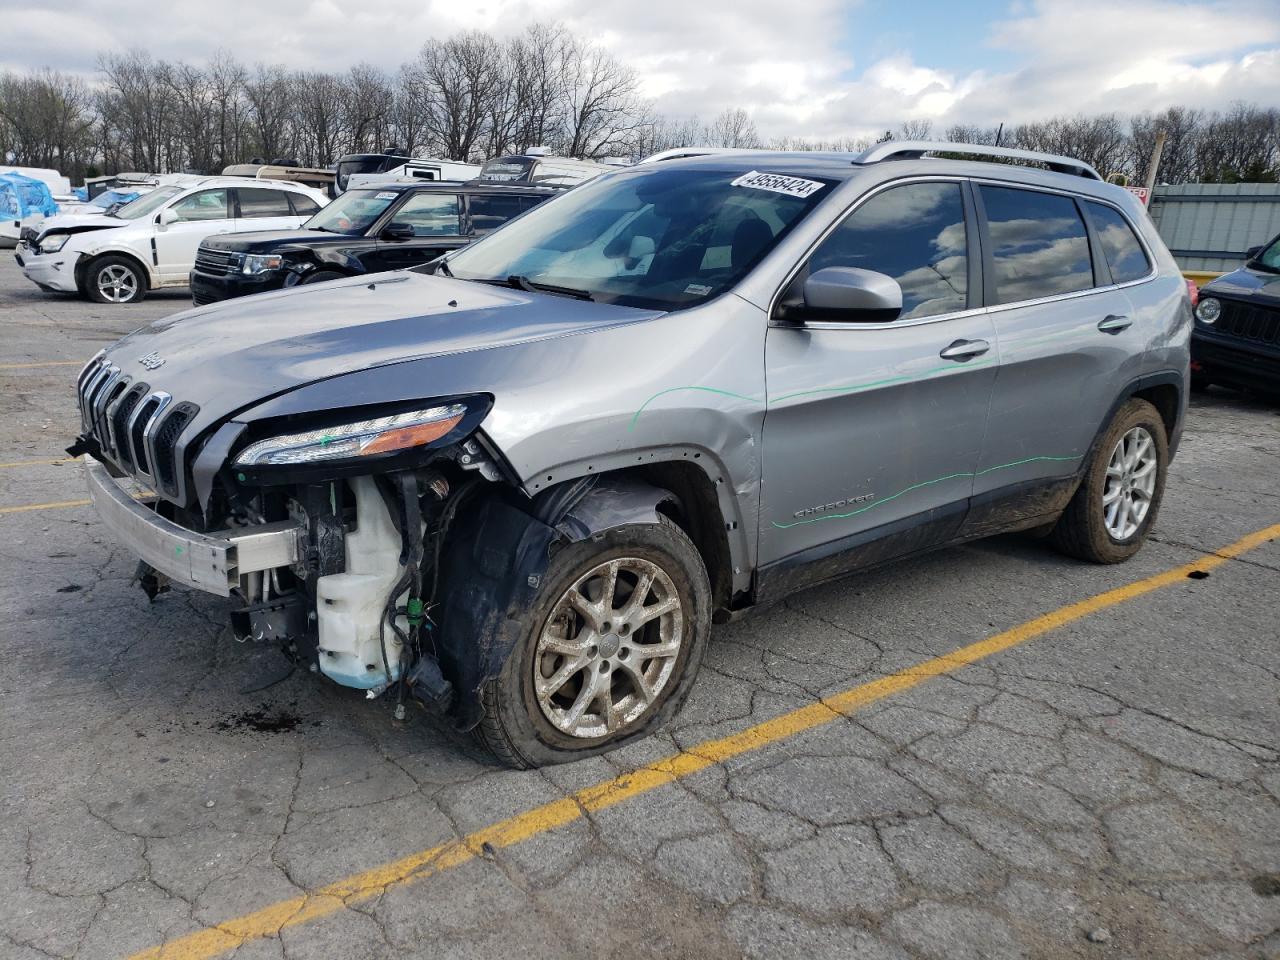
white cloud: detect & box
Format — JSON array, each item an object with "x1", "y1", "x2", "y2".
[{"x1": 0, "y1": 0, "x2": 1274, "y2": 143}]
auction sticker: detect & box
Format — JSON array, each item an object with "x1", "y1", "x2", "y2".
[
  {"x1": 375, "y1": 192, "x2": 398, "y2": 200},
  {"x1": 730, "y1": 171, "x2": 825, "y2": 198}
]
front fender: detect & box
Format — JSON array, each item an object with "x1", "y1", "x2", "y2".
[{"x1": 436, "y1": 475, "x2": 673, "y2": 730}]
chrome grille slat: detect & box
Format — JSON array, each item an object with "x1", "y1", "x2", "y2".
[
  {"x1": 139, "y1": 392, "x2": 174, "y2": 480},
  {"x1": 76, "y1": 355, "x2": 197, "y2": 504},
  {"x1": 194, "y1": 247, "x2": 236, "y2": 277},
  {"x1": 81, "y1": 363, "x2": 118, "y2": 432}
]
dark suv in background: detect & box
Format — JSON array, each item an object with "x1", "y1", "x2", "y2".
[
  {"x1": 189, "y1": 181, "x2": 559, "y2": 304},
  {"x1": 1192, "y1": 231, "x2": 1280, "y2": 397}
]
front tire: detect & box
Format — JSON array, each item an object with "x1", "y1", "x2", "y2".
[
  {"x1": 84, "y1": 255, "x2": 146, "y2": 304},
  {"x1": 1050, "y1": 398, "x2": 1168, "y2": 564},
  {"x1": 476, "y1": 516, "x2": 711, "y2": 768}
]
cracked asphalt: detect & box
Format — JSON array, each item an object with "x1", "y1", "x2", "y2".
[{"x1": 1, "y1": 255, "x2": 1277, "y2": 960}]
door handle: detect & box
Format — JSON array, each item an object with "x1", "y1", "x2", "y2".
[
  {"x1": 939, "y1": 338, "x2": 990, "y2": 362},
  {"x1": 1097, "y1": 314, "x2": 1132, "y2": 334}
]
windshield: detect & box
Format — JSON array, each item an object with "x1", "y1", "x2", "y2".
[
  {"x1": 479, "y1": 157, "x2": 536, "y2": 182},
  {"x1": 442, "y1": 166, "x2": 833, "y2": 310},
  {"x1": 113, "y1": 185, "x2": 181, "y2": 220},
  {"x1": 304, "y1": 189, "x2": 397, "y2": 235},
  {"x1": 1252, "y1": 235, "x2": 1280, "y2": 273}
]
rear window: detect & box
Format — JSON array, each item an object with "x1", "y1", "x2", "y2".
[
  {"x1": 1084, "y1": 201, "x2": 1151, "y2": 284},
  {"x1": 237, "y1": 189, "x2": 294, "y2": 218},
  {"x1": 980, "y1": 185, "x2": 1093, "y2": 304}
]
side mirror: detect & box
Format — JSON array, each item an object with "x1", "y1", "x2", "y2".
[
  {"x1": 792, "y1": 267, "x2": 902, "y2": 322},
  {"x1": 381, "y1": 222, "x2": 416, "y2": 241},
  {"x1": 1246, "y1": 245, "x2": 1263, "y2": 261},
  {"x1": 157, "y1": 207, "x2": 180, "y2": 227}
]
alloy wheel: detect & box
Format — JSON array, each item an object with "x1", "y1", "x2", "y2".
[
  {"x1": 1103, "y1": 425, "x2": 1157, "y2": 540},
  {"x1": 533, "y1": 556, "x2": 683, "y2": 739},
  {"x1": 97, "y1": 264, "x2": 138, "y2": 303}
]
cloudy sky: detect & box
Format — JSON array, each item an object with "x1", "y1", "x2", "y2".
[{"x1": 2, "y1": 0, "x2": 1277, "y2": 140}]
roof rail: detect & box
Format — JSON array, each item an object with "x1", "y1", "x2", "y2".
[{"x1": 853, "y1": 140, "x2": 1102, "y2": 181}]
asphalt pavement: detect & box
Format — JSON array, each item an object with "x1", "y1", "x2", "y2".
[{"x1": 0, "y1": 256, "x2": 1277, "y2": 960}]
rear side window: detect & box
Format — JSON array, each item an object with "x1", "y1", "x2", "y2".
[
  {"x1": 1084, "y1": 201, "x2": 1151, "y2": 284},
  {"x1": 980, "y1": 186, "x2": 1092, "y2": 304},
  {"x1": 289, "y1": 193, "x2": 322, "y2": 216},
  {"x1": 388, "y1": 193, "x2": 461, "y2": 236},
  {"x1": 469, "y1": 194, "x2": 527, "y2": 235},
  {"x1": 808, "y1": 181, "x2": 969, "y2": 320},
  {"x1": 237, "y1": 189, "x2": 294, "y2": 219}
]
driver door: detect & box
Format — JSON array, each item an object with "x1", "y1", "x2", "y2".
[
  {"x1": 153, "y1": 188, "x2": 232, "y2": 283},
  {"x1": 368, "y1": 193, "x2": 464, "y2": 272},
  {"x1": 757, "y1": 179, "x2": 998, "y2": 595}
]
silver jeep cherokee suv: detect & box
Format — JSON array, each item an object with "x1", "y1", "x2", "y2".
[{"x1": 71, "y1": 142, "x2": 1190, "y2": 767}]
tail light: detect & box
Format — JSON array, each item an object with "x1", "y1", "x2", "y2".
[{"x1": 1185, "y1": 278, "x2": 1199, "y2": 307}]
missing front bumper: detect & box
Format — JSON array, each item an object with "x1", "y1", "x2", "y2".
[{"x1": 84, "y1": 459, "x2": 302, "y2": 596}]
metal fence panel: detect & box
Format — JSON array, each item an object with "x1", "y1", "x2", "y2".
[{"x1": 1149, "y1": 183, "x2": 1280, "y2": 273}]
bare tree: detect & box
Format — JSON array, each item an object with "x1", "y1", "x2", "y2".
[
  {"x1": 895, "y1": 119, "x2": 933, "y2": 141},
  {"x1": 706, "y1": 108, "x2": 760, "y2": 148},
  {"x1": 0, "y1": 68, "x2": 96, "y2": 175},
  {"x1": 1195, "y1": 102, "x2": 1279, "y2": 183},
  {"x1": 411, "y1": 33, "x2": 504, "y2": 161},
  {"x1": 560, "y1": 39, "x2": 646, "y2": 158}
]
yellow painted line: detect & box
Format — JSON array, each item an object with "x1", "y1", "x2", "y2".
[
  {"x1": 127, "y1": 520, "x2": 1280, "y2": 960},
  {"x1": 0, "y1": 497, "x2": 92, "y2": 514},
  {"x1": 0, "y1": 456, "x2": 82, "y2": 469},
  {"x1": 0, "y1": 360, "x2": 83, "y2": 370}
]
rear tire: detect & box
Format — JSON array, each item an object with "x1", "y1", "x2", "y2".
[
  {"x1": 83, "y1": 255, "x2": 147, "y2": 304},
  {"x1": 475, "y1": 516, "x2": 711, "y2": 768},
  {"x1": 1050, "y1": 398, "x2": 1168, "y2": 564}
]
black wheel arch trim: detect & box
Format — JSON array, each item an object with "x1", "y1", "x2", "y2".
[{"x1": 437, "y1": 474, "x2": 679, "y2": 730}]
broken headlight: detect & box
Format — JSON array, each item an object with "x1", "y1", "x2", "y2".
[{"x1": 236, "y1": 403, "x2": 469, "y2": 466}]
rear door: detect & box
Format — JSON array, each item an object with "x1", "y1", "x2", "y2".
[
  {"x1": 369, "y1": 192, "x2": 465, "y2": 271},
  {"x1": 234, "y1": 187, "x2": 306, "y2": 233},
  {"x1": 758, "y1": 179, "x2": 998, "y2": 590},
  {"x1": 964, "y1": 183, "x2": 1145, "y2": 531},
  {"x1": 153, "y1": 188, "x2": 232, "y2": 282}
]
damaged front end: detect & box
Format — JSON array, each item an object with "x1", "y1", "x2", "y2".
[{"x1": 77, "y1": 386, "x2": 660, "y2": 731}]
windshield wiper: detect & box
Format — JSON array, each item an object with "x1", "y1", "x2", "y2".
[{"x1": 505, "y1": 275, "x2": 594, "y2": 301}]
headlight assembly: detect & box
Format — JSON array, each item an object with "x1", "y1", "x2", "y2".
[
  {"x1": 235, "y1": 403, "x2": 469, "y2": 467},
  {"x1": 1195, "y1": 297, "x2": 1221, "y2": 325},
  {"x1": 39, "y1": 234, "x2": 69, "y2": 254},
  {"x1": 242, "y1": 253, "x2": 284, "y2": 275}
]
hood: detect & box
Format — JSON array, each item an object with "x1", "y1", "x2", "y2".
[
  {"x1": 202, "y1": 229, "x2": 350, "y2": 254},
  {"x1": 37, "y1": 212, "x2": 125, "y2": 237},
  {"x1": 1202, "y1": 264, "x2": 1280, "y2": 310},
  {"x1": 99, "y1": 271, "x2": 662, "y2": 425}
]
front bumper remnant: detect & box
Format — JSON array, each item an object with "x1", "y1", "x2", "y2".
[{"x1": 84, "y1": 459, "x2": 302, "y2": 596}]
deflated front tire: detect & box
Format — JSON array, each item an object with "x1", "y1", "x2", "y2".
[{"x1": 476, "y1": 516, "x2": 711, "y2": 768}]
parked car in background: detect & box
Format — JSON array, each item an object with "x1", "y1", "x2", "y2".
[
  {"x1": 73, "y1": 143, "x2": 1189, "y2": 766},
  {"x1": 478, "y1": 150, "x2": 611, "y2": 187},
  {"x1": 1191, "y1": 233, "x2": 1280, "y2": 397},
  {"x1": 15, "y1": 176, "x2": 328, "y2": 303},
  {"x1": 189, "y1": 181, "x2": 559, "y2": 304},
  {"x1": 0, "y1": 170, "x2": 61, "y2": 247}
]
